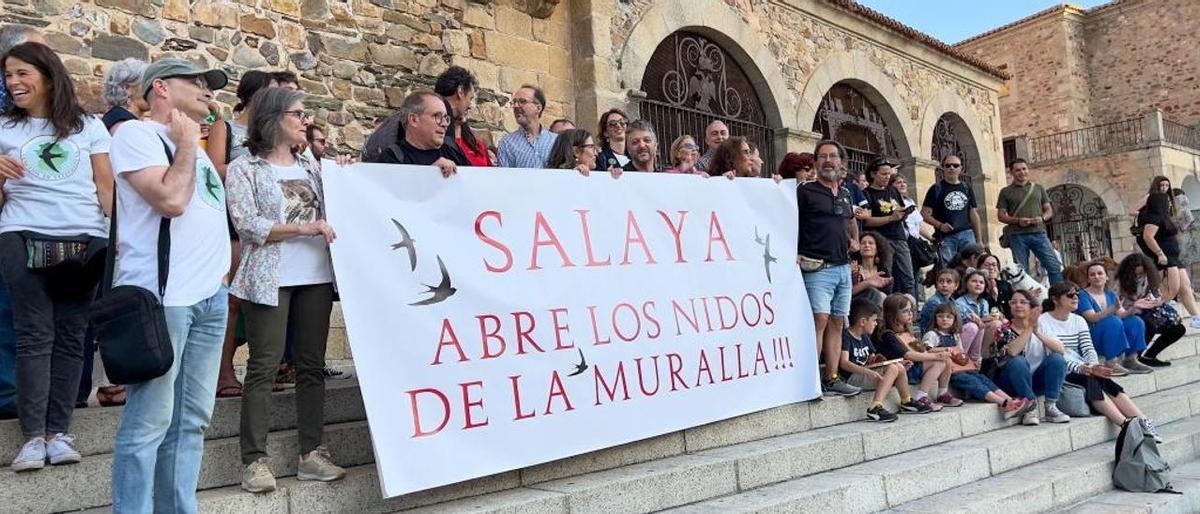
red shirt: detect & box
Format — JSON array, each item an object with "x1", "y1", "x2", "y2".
[{"x1": 456, "y1": 136, "x2": 492, "y2": 167}]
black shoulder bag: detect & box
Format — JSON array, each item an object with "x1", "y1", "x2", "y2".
[{"x1": 88, "y1": 137, "x2": 176, "y2": 385}]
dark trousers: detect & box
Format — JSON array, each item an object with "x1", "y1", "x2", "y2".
[
  {"x1": 0, "y1": 232, "x2": 95, "y2": 437},
  {"x1": 239, "y1": 283, "x2": 333, "y2": 464},
  {"x1": 886, "y1": 238, "x2": 916, "y2": 298},
  {"x1": 1143, "y1": 321, "x2": 1186, "y2": 359},
  {"x1": 0, "y1": 282, "x2": 15, "y2": 419}
]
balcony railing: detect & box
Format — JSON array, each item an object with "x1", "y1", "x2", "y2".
[
  {"x1": 1028, "y1": 117, "x2": 1145, "y2": 163},
  {"x1": 1163, "y1": 119, "x2": 1200, "y2": 149}
]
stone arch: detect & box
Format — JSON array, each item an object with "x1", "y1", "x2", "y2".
[
  {"x1": 918, "y1": 91, "x2": 997, "y2": 177},
  {"x1": 1045, "y1": 182, "x2": 1116, "y2": 267},
  {"x1": 797, "y1": 50, "x2": 916, "y2": 160},
  {"x1": 617, "y1": 0, "x2": 792, "y2": 131}
]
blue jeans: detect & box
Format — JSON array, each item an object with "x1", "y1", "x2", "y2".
[
  {"x1": 112, "y1": 287, "x2": 228, "y2": 514},
  {"x1": 937, "y1": 229, "x2": 977, "y2": 264},
  {"x1": 996, "y1": 353, "x2": 1068, "y2": 401},
  {"x1": 802, "y1": 264, "x2": 851, "y2": 317},
  {"x1": 0, "y1": 284, "x2": 14, "y2": 419},
  {"x1": 950, "y1": 371, "x2": 998, "y2": 400},
  {"x1": 1008, "y1": 232, "x2": 1063, "y2": 285}
]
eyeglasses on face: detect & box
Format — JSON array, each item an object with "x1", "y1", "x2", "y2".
[
  {"x1": 165, "y1": 75, "x2": 209, "y2": 90},
  {"x1": 283, "y1": 110, "x2": 308, "y2": 119},
  {"x1": 944, "y1": 163, "x2": 962, "y2": 168},
  {"x1": 607, "y1": 119, "x2": 627, "y2": 128}
]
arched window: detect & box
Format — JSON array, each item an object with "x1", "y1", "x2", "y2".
[{"x1": 812, "y1": 82, "x2": 900, "y2": 176}]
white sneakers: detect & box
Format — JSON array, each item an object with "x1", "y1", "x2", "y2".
[
  {"x1": 298, "y1": 446, "x2": 346, "y2": 482},
  {"x1": 46, "y1": 433, "x2": 81, "y2": 465},
  {"x1": 11, "y1": 434, "x2": 81, "y2": 472},
  {"x1": 1190, "y1": 317, "x2": 1200, "y2": 329},
  {"x1": 11, "y1": 437, "x2": 46, "y2": 472},
  {"x1": 241, "y1": 457, "x2": 277, "y2": 493}
]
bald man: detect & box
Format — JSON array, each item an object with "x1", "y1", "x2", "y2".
[{"x1": 696, "y1": 120, "x2": 728, "y2": 172}]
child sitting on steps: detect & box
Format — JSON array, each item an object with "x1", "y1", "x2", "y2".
[
  {"x1": 923, "y1": 303, "x2": 1037, "y2": 420},
  {"x1": 875, "y1": 294, "x2": 948, "y2": 412},
  {"x1": 839, "y1": 299, "x2": 927, "y2": 422}
]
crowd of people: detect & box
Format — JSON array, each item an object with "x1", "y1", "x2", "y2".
[{"x1": 0, "y1": 21, "x2": 1197, "y2": 511}]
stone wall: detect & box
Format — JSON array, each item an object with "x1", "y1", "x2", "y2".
[
  {"x1": 955, "y1": 8, "x2": 1091, "y2": 139},
  {"x1": 956, "y1": 0, "x2": 1200, "y2": 138},
  {"x1": 3, "y1": 0, "x2": 575, "y2": 152},
  {"x1": 1084, "y1": 0, "x2": 1200, "y2": 127}
]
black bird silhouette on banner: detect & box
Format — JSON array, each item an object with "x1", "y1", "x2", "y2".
[
  {"x1": 410, "y1": 255, "x2": 456, "y2": 306},
  {"x1": 568, "y1": 349, "x2": 589, "y2": 376},
  {"x1": 390, "y1": 218, "x2": 418, "y2": 271},
  {"x1": 754, "y1": 227, "x2": 777, "y2": 283}
]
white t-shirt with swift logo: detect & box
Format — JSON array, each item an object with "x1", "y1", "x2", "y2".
[{"x1": 109, "y1": 120, "x2": 230, "y2": 307}]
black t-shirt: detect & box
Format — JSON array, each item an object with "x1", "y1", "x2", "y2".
[
  {"x1": 796, "y1": 181, "x2": 854, "y2": 265},
  {"x1": 875, "y1": 330, "x2": 910, "y2": 360},
  {"x1": 622, "y1": 160, "x2": 660, "y2": 173},
  {"x1": 922, "y1": 181, "x2": 976, "y2": 235},
  {"x1": 841, "y1": 329, "x2": 876, "y2": 379},
  {"x1": 862, "y1": 185, "x2": 907, "y2": 240},
  {"x1": 380, "y1": 139, "x2": 466, "y2": 166}
]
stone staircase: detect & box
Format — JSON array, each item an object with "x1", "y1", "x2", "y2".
[{"x1": 3, "y1": 329, "x2": 1200, "y2": 513}]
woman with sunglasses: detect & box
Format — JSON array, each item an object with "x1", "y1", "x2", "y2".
[
  {"x1": 0, "y1": 42, "x2": 112, "y2": 471},
  {"x1": 1040, "y1": 282, "x2": 1162, "y2": 442},
  {"x1": 595, "y1": 108, "x2": 629, "y2": 170},
  {"x1": 775, "y1": 152, "x2": 814, "y2": 182},
  {"x1": 986, "y1": 289, "x2": 1070, "y2": 426},
  {"x1": 226, "y1": 88, "x2": 348, "y2": 492},
  {"x1": 665, "y1": 135, "x2": 704, "y2": 175}
]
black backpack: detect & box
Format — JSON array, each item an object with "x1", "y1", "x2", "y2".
[{"x1": 1113, "y1": 418, "x2": 1181, "y2": 494}]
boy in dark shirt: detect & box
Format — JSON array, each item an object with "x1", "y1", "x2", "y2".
[{"x1": 839, "y1": 299, "x2": 913, "y2": 422}]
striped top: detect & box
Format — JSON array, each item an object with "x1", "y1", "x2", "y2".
[
  {"x1": 1038, "y1": 312, "x2": 1098, "y2": 374},
  {"x1": 497, "y1": 126, "x2": 557, "y2": 169}
]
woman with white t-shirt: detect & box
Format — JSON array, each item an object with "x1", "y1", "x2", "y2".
[
  {"x1": 0, "y1": 42, "x2": 112, "y2": 471},
  {"x1": 225, "y1": 87, "x2": 347, "y2": 493},
  {"x1": 1039, "y1": 282, "x2": 1162, "y2": 442}
]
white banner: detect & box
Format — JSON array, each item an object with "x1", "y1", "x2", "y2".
[{"x1": 322, "y1": 164, "x2": 819, "y2": 497}]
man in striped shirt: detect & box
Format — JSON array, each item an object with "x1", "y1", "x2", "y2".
[{"x1": 497, "y1": 85, "x2": 557, "y2": 169}]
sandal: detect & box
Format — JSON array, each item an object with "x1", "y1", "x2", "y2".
[
  {"x1": 216, "y1": 384, "x2": 243, "y2": 398},
  {"x1": 97, "y1": 386, "x2": 127, "y2": 407}
]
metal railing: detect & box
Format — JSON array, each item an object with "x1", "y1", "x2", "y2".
[
  {"x1": 637, "y1": 99, "x2": 776, "y2": 174},
  {"x1": 1028, "y1": 117, "x2": 1145, "y2": 163},
  {"x1": 1163, "y1": 118, "x2": 1200, "y2": 149}
]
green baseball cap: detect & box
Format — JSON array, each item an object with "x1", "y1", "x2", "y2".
[{"x1": 140, "y1": 58, "x2": 228, "y2": 100}]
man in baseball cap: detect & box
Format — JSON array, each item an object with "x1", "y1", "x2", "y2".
[{"x1": 108, "y1": 56, "x2": 233, "y2": 512}]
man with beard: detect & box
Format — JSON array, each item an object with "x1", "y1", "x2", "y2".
[
  {"x1": 622, "y1": 120, "x2": 661, "y2": 173},
  {"x1": 861, "y1": 158, "x2": 916, "y2": 298},
  {"x1": 497, "y1": 84, "x2": 557, "y2": 168},
  {"x1": 796, "y1": 140, "x2": 861, "y2": 397},
  {"x1": 696, "y1": 120, "x2": 728, "y2": 172},
  {"x1": 997, "y1": 158, "x2": 1062, "y2": 285},
  {"x1": 375, "y1": 91, "x2": 461, "y2": 177}
]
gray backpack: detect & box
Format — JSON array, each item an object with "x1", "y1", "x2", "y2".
[{"x1": 1113, "y1": 418, "x2": 1181, "y2": 494}]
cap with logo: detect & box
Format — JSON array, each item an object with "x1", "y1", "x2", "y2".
[{"x1": 140, "y1": 58, "x2": 229, "y2": 100}]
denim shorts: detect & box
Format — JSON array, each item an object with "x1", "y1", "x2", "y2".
[{"x1": 802, "y1": 264, "x2": 851, "y2": 317}]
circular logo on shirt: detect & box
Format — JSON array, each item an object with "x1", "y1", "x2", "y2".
[
  {"x1": 944, "y1": 191, "x2": 969, "y2": 211},
  {"x1": 196, "y1": 162, "x2": 225, "y2": 211},
  {"x1": 20, "y1": 136, "x2": 80, "y2": 181}
]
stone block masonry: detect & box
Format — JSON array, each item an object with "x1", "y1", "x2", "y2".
[{"x1": 11, "y1": 0, "x2": 576, "y2": 154}]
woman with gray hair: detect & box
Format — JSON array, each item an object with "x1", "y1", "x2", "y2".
[
  {"x1": 225, "y1": 87, "x2": 347, "y2": 493},
  {"x1": 100, "y1": 58, "x2": 148, "y2": 135}
]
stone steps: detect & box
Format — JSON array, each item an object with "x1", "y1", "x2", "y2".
[
  {"x1": 5, "y1": 333, "x2": 1197, "y2": 513},
  {"x1": 1056, "y1": 459, "x2": 1200, "y2": 513},
  {"x1": 663, "y1": 379, "x2": 1200, "y2": 513}
]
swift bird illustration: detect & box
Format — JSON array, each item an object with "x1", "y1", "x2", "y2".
[
  {"x1": 568, "y1": 348, "x2": 589, "y2": 376},
  {"x1": 410, "y1": 255, "x2": 456, "y2": 306},
  {"x1": 204, "y1": 168, "x2": 221, "y2": 199},
  {"x1": 754, "y1": 227, "x2": 777, "y2": 283},
  {"x1": 38, "y1": 143, "x2": 64, "y2": 174},
  {"x1": 390, "y1": 218, "x2": 417, "y2": 271}
]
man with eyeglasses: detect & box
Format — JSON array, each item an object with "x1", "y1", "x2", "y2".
[
  {"x1": 696, "y1": 120, "x2": 729, "y2": 172},
  {"x1": 921, "y1": 154, "x2": 984, "y2": 263},
  {"x1": 107, "y1": 58, "x2": 232, "y2": 512},
  {"x1": 796, "y1": 140, "x2": 862, "y2": 397},
  {"x1": 497, "y1": 84, "x2": 557, "y2": 168},
  {"x1": 374, "y1": 91, "x2": 465, "y2": 177}
]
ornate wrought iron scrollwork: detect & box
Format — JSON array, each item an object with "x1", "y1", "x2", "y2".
[
  {"x1": 1046, "y1": 184, "x2": 1114, "y2": 267},
  {"x1": 653, "y1": 33, "x2": 750, "y2": 121}
]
